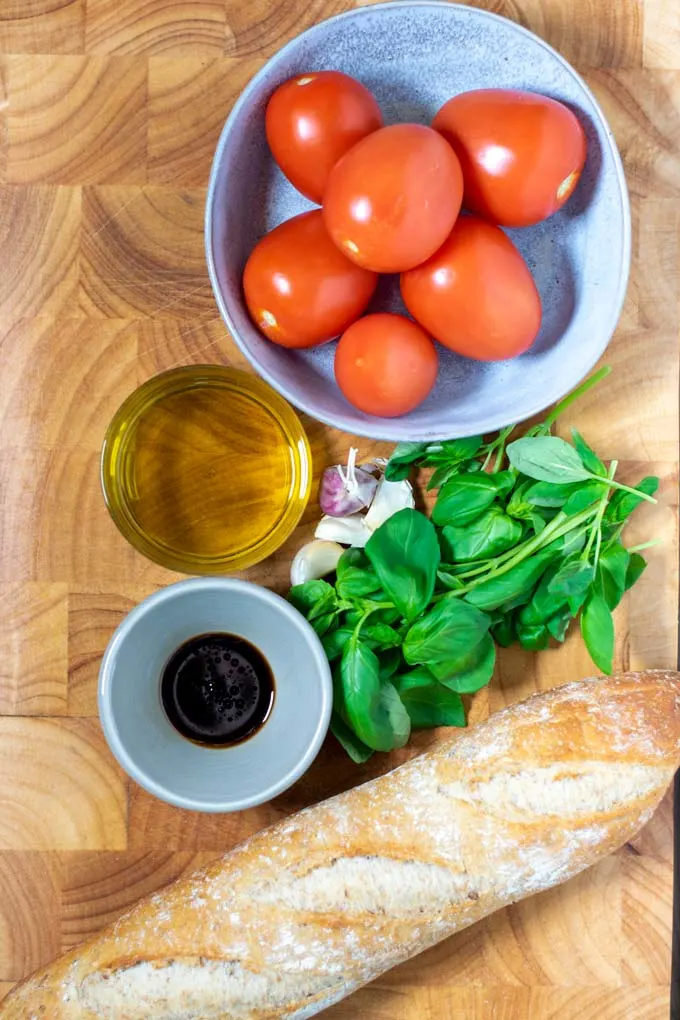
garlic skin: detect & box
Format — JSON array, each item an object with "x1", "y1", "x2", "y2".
[
  {"x1": 315, "y1": 514, "x2": 373, "y2": 548},
  {"x1": 363, "y1": 477, "x2": 415, "y2": 532},
  {"x1": 290, "y1": 540, "x2": 344, "y2": 585},
  {"x1": 319, "y1": 447, "x2": 378, "y2": 517},
  {"x1": 359, "y1": 457, "x2": 388, "y2": 475}
]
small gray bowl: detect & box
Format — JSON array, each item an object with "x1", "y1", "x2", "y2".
[
  {"x1": 205, "y1": 1, "x2": 630, "y2": 441},
  {"x1": 98, "y1": 579, "x2": 332, "y2": 813}
]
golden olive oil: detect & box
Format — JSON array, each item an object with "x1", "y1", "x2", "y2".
[{"x1": 102, "y1": 367, "x2": 311, "y2": 573}]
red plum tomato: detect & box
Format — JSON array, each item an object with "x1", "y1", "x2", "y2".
[
  {"x1": 265, "y1": 71, "x2": 383, "y2": 204},
  {"x1": 400, "y1": 214, "x2": 542, "y2": 361},
  {"x1": 334, "y1": 313, "x2": 438, "y2": 417},
  {"x1": 323, "y1": 123, "x2": 464, "y2": 273},
  {"x1": 243, "y1": 210, "x2": 378, "y2": 349},
  {"x1": 433, "y1": 89, "x2": 587, "y2": 227}
]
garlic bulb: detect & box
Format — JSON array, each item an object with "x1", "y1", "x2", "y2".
[{"x1": 290, "y1": 541, "x2": 344, "y2": 585}]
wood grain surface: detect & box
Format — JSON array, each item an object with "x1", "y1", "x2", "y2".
[{"x1": 0, "y1": 1, "x2": 678, "y2": 1017}]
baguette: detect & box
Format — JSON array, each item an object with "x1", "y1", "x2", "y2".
[{"x1": 3, "y1": 669, "x2": 679, "y2": 1020}]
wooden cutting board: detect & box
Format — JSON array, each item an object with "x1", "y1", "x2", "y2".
[{"x1": 0, "y1": 0, "x2": 678, "y2": 1016}]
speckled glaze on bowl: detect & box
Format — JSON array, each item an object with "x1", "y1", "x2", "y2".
[{"x1": 205, "y1": 1, "x2": 630, "y2": 441}]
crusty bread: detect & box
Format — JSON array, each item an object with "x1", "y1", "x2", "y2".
[{"x1": 3, "y1": 670, "x2": 679, "y2": 1020}]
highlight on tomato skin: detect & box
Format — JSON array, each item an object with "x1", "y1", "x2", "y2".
[
  {"x1": 323, "y1": 123, "x2": 464, "y2": 273},
  {"x1": 265, "y1": 71, "x2": 383, "y2": 205},
  {"x1": 400, "y1": 214, "x2": 542, "y2": 361},
  {"x1": 433, "y1": 88, "x2": 587, "y2": 228},
  {"x1": 334, "y1": 313, "x2": 439, "y2": 418},
  {"x1": 242, "y1": 210, "x2": 378, "y2": 349}
]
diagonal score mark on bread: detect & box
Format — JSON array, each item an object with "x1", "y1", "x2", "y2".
[
  {"x1": 77, "y1": 961, "x2": 340, "y2": 1019},
  {"x1": 2, "y1": 671, "x2": 680, "y2": 1020},
  {"x1": 439, "y1": 764, "x2": 667, "y2": 820}
]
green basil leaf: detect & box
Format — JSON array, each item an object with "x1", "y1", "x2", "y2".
[
  {"x1": 428, "y1": 458, "x2": 484, "y2": 490},
  {"x1": 525, "y1": 481, "x2": 581, "y2": 508},
  {"x1": 491, "y1": 614, "x2": 516, "y2": 647},
  {"x1": 493, "y1": 470, "x2": 517, "y2": 498},
  {"x1": 509, "y1": 503, "x2": 533, "y2": 521},
  {"x1": 596, "y1": 563, "x2": 621, "y2": 611},
  {"x1": 369, "y1": 605, "x2": 402, "y2": 626},
  {"x1": 517, "y1": 621, "x2": 550, "y2": 651},
  {"x1": 599, "y1": 542, "x2": 630, "y2": 592},
  {"x1": 595, "y1": 542, "x2": 630, "y2": 611},
  {"x1": 580, "y1": 591, "x2": 615, "y2": 674},
  {"x1": 604, "y1": 476, "x2": 659, "y2": 524},
  {"x1": 436, "y1": 568, "x2": 464, "y2": 591},
  {"x1": 507, "y1": 436, "x2": 593, "y2": 485},
  {"x1": 518, "y1": 601, "x2": 541, "y2": 627},
  {"x1": 363, "y1": 622, "x2": 402, "y2": 649},
  {"x1": 531, "y1": 511, "x2": 548, "y2": 535},
  {"x1": 507, "y1": 479, "x2": 534, "y2": 520},
  {"x1": 568, "y1": 591, "x2": 588, "y2": 615},
  {"x1": 366, "y1": 508, "x2": 440, "y2": 621},
  {"x1": 557, "y1": 527, "x2": 587, "y2": 556},
  {"x1": 336, "y1": 567, "x2": 382, "y2": 599},
  {"x1": 571, "y1": 428, "x2": 607, "y2": 477},
  {"x1": 427, "y1": 462, "x2": 464, "y2": 491},
  {"x1": 340, "y1": 638, "x2": 410, "y2": 751},
  {"x1": 441, "y1": 508, "x2": 522, "y2": 562},
  {"x1": 464, "y1": 547, "x2": 558, "y2": 612},
  {"x1": 547, "y1": 554, "x2": 595, "y2": 599},
  {"x1": 325, "y1": 620, "x2": 402, "y2": 658},
  {"x1": 625, "y1": 552, "x2": 648, "y2": 591},
  {"x1": 344, "y1": 608, "x2": 363, "y2": 628},
  {"x1": 322, "y1": 627, "x2": 354, "y2": 661},
  {"x1": 332, "y1": 659, "x2": 349, "y2": 720},
  {"x1": 501, "y1": 589, "x2": 536, "y2": 612},
  {"x1": 422, "y1": 436, "x2": 483, "y2": 465},
  {"x1": 432, "y1": 473, "x2": 499, "y2": 527},
  {"x1": 561, "y1": 480, "x2": 606, "y2": 515},
  {"x1": 437, "y1": 632, "x2": 496, "y2": 693},
  {"x1": 384, "y1": 442, "x2": 428, "y2": 481},
  {"x1": 289, "y1": 579, "x2": 336, "y2": 619},
  {"x1": 330, "y1": 713, "x2": 373, "y2": 763},
  {"x1": 403, "y1": 597, "x2": 490, "y2": 680},
  {"x1": 393, "y1": 669, "x2": 465, "y2": 728},
  {"x1": 307, "y1": 589, "x2": 339, "y2": 622},
  {"x1": 336, "y1": 547, "x2": 369, "y2": 577},
  {"x1": 546, "y1": 608, "x2": 572, "y2": 642},
  {"x1": 378, "y1": 647, "x2": 402, "y2": 682},
  {"x1": 375, "y1": 682, "x2": 411, "y2": 747},
  {"x1": 521, "y1": 561, "x2": 568, "y2": 624},
  {"x1": 310, "y1": 612, "x2": 338, "y2": 637}
]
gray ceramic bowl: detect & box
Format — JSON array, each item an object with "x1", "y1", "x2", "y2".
[
  {"x1": 205, "y1": 1, "x2": 630, "y2": 441},
  {"x1": 98, "y1": 579, "x2": 332, "y2": 812}
]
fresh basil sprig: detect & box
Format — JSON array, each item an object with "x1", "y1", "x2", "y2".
[{"x1": 289, "y1": 367, "x2": 659, "y2": 760}]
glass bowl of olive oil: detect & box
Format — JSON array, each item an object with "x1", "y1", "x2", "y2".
[{"x1": 101, "y1": 366, "x2": 311, "y2": 573}]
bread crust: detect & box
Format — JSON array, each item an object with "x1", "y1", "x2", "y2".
[{"x1": 3, "y1": 670, "x2": 679, "y2": 1020}]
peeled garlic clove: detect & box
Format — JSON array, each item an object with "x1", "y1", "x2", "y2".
[
  {"x1": 364, "y1": 477, "x2": 415, "y2": 532},
  {"x1": 315, "y1": 514, "x2": 373, "y2": 548},
  {"x1": 290, "y1": 540, "x2": 344, "y2": 586}
]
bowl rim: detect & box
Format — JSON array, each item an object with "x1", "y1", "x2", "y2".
[
  {"x1": 98, "y1": 577, "x2": 333, "y2": 813},
  {"x1": 205, "y1": 0, "x2": 631, "y2": 441}
]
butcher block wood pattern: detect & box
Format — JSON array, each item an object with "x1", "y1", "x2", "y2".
[{"x1": 0, "y1": 0, "x2": 678, "y2": 1016}]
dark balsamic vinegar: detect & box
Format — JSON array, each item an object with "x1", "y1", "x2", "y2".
[{"x1": 160, "y1": 633, "x2": 275, "y2": 747}]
